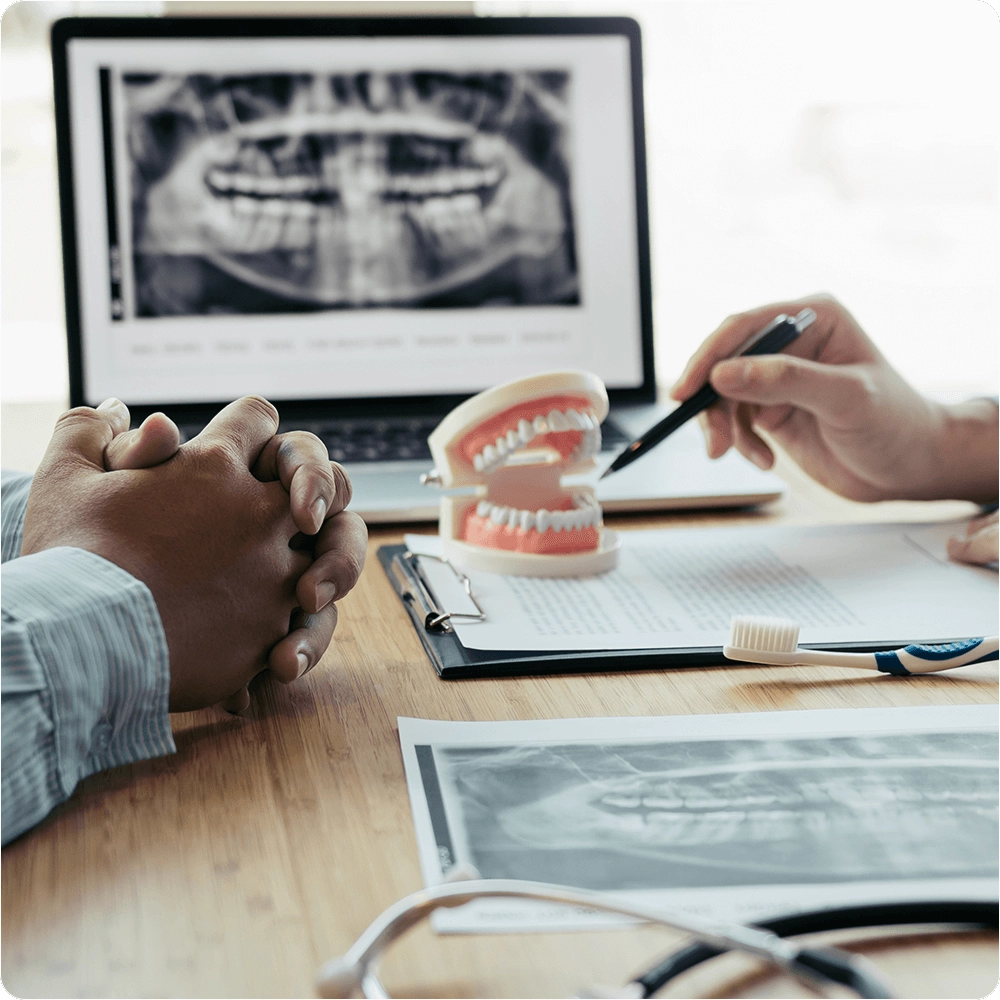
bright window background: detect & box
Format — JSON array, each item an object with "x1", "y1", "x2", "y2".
[{"x1": 2, "y1": 0, "x2": 998, "y2": 404}]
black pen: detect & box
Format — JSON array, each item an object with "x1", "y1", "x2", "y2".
[{"x1": 600, "y1": 307, "x2": 817, "y2": 479}]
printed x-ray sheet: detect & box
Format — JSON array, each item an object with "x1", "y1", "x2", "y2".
[
  {"x1": 405, "y1": 521, "x2": 999, "y2": 651},
  {"x1": 398, "y1": 706, "x2": 999, "y2": 933}
]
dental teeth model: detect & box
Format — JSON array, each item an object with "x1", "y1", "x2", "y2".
[{"x1": 425, "y1": 371, "x2": 620, "y2": 576}]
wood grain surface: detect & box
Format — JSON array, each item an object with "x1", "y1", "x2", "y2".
[{"x1": 3, "y1": 454, "x2": 997, "y2": 999}]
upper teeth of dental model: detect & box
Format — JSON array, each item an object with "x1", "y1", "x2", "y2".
[{"x1": 470, "y1": 406, "x2": 601, "y2": 473}]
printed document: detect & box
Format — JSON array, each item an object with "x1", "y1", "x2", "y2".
[
  {"x1": 405, "y1": 521, "x2": 998, "y2": 652},
  {"x1": 398, "y1": 705, "x2": 999, "y2": 933}
]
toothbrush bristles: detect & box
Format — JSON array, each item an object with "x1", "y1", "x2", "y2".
[{"x1": 729, "y1": 615, "x2": 800, "y2": 653}]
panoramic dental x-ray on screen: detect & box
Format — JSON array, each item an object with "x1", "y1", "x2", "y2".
[{"x1": 66, "y1": 34, "x2": 642, "y2": 405}]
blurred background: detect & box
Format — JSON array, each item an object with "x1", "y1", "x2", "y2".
[{"x1": 2, "y1": 0, "x2": 998, "y2": 468}]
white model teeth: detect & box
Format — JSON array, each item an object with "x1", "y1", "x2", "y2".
[
  {"x1": 475, "y1": 495, "x2": 602, "y2": 533},
  {"x1": 548, "y1": 409, "x2": 569, "y2": 431},
  {"x1": 570, "y1": 427, "x2": 603, "y2": 465},
  {"x1": 471, "y1": 407, "x2": 602, "y2": 473}
]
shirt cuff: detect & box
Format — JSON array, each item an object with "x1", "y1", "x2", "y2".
[
  {"x1": 2, "y1": 546, "x2": 175, "y2": 798},
  {"x1": 1, "y1": 470, "x2": 32, "y2": 563}
]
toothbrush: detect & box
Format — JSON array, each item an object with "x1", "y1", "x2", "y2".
[{"x1": 724, "y1": 615, "x2": 999, "y2": 675}]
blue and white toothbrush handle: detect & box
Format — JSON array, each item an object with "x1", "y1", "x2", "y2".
[
  {"x1": 865, "y1": 637, "x2": 999, "y2": 675},
  {"x1": 724, "y1": 636, "x2": 999, "y2": 674}
]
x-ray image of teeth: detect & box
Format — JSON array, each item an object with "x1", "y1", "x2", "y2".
[
  {"x1": 432, "y1": 732, "x2": 998, "y2": 891},
  {"x1": 122, "y1": 70, "x2": 579, "y2": 315}
]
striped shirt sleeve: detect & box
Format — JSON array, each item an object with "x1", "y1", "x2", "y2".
[
  {"x1": 1, "y1": 470, "x2": 31, "y2": 563},
  {"x1": 2, "y1": 473, "x2": 175, "y2": 845}
]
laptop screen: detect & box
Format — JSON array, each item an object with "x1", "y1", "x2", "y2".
[{"x1": 58, "y1": 21, "x2": 649, "y2": 408}]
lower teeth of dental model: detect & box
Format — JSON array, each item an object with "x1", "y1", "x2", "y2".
[{"x1": 474, "y1": 495, "x2": 601, "y2": 533}]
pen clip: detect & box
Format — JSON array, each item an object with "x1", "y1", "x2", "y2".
[{"x1": 793, "y1": 307, "x2": 817, "y2": 332}]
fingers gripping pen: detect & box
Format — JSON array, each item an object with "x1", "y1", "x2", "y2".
[{"x1": 601, "y1": 308, "x2": 817, "y2": 479}]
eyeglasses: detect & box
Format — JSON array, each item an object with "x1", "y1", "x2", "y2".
[{"x1": 315, "y1": 876, "x2": 893, "y2": 999}]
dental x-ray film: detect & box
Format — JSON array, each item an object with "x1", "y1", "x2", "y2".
[
  {"x1": 398, "y1": 707, "x2": 999, "y2": 932},
  {"x1": 124, "y1": 69, "x2": 579, "y2": 315}
]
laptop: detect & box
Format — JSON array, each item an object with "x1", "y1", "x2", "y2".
[{"x1": 52, "y1": 15, "x2": 783, "y2": 522}]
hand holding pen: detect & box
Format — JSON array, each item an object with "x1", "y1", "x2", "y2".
[
  {"x1": 602, "y1": 307, "x2": 816, "y2": 479},
  {"x1": 665, "y1": 295, "x2": 999, "y2": 514}
]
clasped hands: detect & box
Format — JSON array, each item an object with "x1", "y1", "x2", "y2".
[{"x1": 20, "y1": 395, "x2": 368, "y2": 712}]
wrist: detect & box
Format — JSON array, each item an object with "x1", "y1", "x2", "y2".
[{"x1": 923, "y1": 398, "x2": 999, "y2": 503}]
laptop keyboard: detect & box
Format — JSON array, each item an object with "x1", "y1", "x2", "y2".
[
  {"x1": 307, "y1": 417, "x2": 441, "y2": 464},
  {"x1": 181, "y1": 416, "x2": 630, "y2": 464}
]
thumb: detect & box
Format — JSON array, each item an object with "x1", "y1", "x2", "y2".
[
  {"x1": 188, "y1": 395, "x2": 279, "y2": 469},
  {"x1": 710, "y1": 355, "x2": 870, "y2": 424},
  {"x1": 947, "y1": 516, "x2": 999, "y2": 567},
  {"x1": 221, "y1": 685, "x2": 251, "y2": 715},
  {"x1": 41, "y1": 398, "x2": 132, "y2": 475},
  {"x1": 105, "y1": 412, "x2": 181, "y2": 471}
]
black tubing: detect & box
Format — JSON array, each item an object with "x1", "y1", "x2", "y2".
[{"x1": 635, "y1": 900, "x2": 998, "y2": 998}]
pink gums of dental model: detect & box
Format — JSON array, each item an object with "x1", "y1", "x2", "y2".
[{"x1": 425, "y1": 371, "x2": 620, "y2": 577}]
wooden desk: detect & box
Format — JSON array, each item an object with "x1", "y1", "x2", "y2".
[{"x1": 3, "y1": 457, "x2": 997, "y2": 999}]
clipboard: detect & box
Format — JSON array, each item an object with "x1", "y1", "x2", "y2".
[{"x1": 378, "y1": 543, "x2": 734, "y2": 679}]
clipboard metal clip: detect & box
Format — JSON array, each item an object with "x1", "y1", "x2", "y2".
[{"x1": 391, "y1": 550, "x2": 486, "y2": 633}]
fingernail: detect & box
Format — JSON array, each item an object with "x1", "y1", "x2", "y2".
[
  {"x1": 97, "y1": 397, "x2": 124, "y2": 411},
  {"x1": 314, "y1": 581, "x2": 337, "y2": 609},
  {"x1": 716, "y1": 359, "x2": 751, "y2": 388},
  {"x1": 701, "y1": 424, "x2": 719, "y2": 459},
  {"x1": 311, "y1": 496, "x2": 327, "y2": 532},
  {"x1": 296, "y1": 653, "x2": 310, "y2": 677},
  {"x1": 750, "y1": 451, "x2": 771, "y2": 470}
]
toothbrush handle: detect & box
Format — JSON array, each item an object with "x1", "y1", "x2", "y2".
[
  {"x1": 875, "y1": 637, "x2": 999, "y2": 675},
  {"x1": 794, "y1": 638, "x2": 1000, "y2": 673},
  {"x1": 794, "y1": 649, "x2": 880, "y2": 669},
  {"x1": 724, "y1": 638, "x2": 999, "y2": 673},
  {"x1": 724, "y1": 647, "x2": 880, "y2": 668}
]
